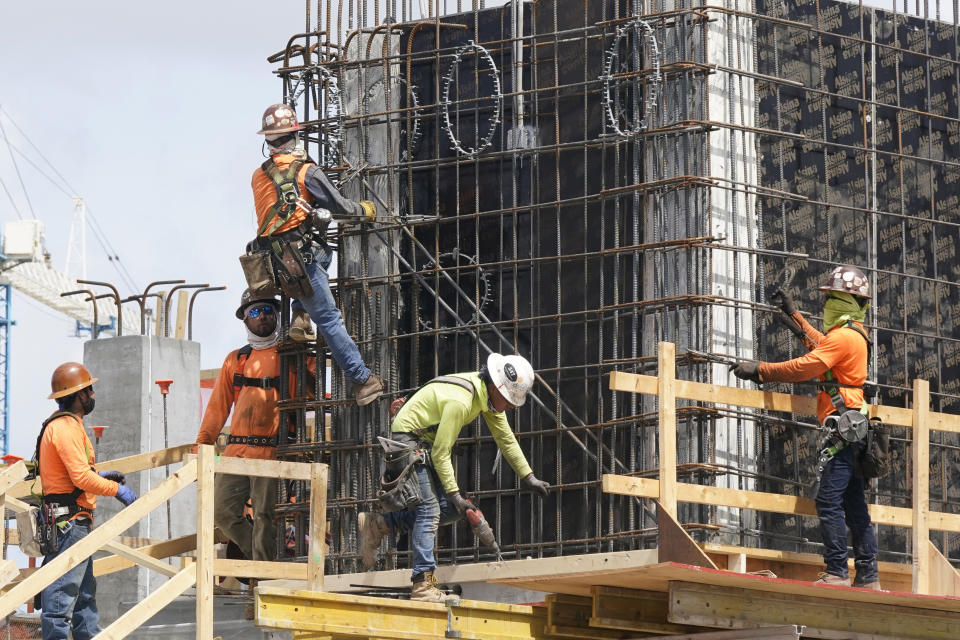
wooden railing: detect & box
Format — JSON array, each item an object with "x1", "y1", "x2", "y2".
[
  {"x1": 0, "y1": 444, "x2": 328, "y2": 640},
  {"x1": 606, "y1": 341, "x2": 960, "y2": 596}
]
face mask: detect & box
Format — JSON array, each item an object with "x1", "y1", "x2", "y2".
[{"x1": 81, "y1": 394, "x2": 95, "y2": 415}]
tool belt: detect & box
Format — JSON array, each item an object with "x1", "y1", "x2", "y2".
[
  {"x1": 233, "y1": 373, "x2": 281, "y2": 390},
  {"x1": 227, "y1": 434, "x2": 279, "y2": 447},
  {"x1": 377, "y1": 436, "x2": 428, "y2": 512},
  {"x1": 239, "y1": 221, "x2": 316, "y2": 300}
]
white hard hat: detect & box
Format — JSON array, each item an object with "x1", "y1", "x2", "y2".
[{"x1": 486, "y1": 353, "x2": 535, "y2": 406}]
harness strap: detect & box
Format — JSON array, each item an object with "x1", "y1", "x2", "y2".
[
  {"x1": 33, "y1": 411, "x2": 87, "y2": 505},
  {"x1": 232, "y1": 374, "x2": 282, "y2": 390},
  {"x1": 407, "y1": 376, "x2": 477, "y2": 439},
  {"x1": 823, "y1": 320, "x2": 870, "y2": 415},
  {"x1": 258, "y1": 158, "x2": 305, "y2": 236}
]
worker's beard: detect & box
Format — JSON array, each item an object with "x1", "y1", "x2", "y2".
[{"x1": 247, "y1": 324, "x2": 280, "y2": 350}]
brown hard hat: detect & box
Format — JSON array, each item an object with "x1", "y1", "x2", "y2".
[
  {"x1": 257, "y1": 103, "x2": 301, "y2": 135},
  {"x1": 819, "y1": 265, "x2": 870, "y2": 299},
  {"x1": 49, "y1": 362, "x2": 97, "y2": 400}
]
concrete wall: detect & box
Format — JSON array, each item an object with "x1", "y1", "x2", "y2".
[{"x1": 84, "y1": 335, "x2": 201, "y2": 622}]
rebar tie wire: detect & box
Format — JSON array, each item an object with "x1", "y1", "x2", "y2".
[
  {"x1": 603, "y1": 18, "x2": 663, "y2": 136},
  {"x1": 441, "y1": 40, "x2": 503, "y2": 157}
]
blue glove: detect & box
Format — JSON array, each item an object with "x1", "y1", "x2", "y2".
[
  {"x1": 99, "y1": 470, "x2": 125, "y2": 484},
  {"x1": 115, "y1": 484, "x2": 137, "y2": 506}
]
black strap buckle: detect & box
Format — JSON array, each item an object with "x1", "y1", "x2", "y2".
[{"x1": 227, "y1": 434, "x2": 279, "y2": 447}]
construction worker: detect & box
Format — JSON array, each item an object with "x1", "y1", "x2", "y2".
[
  {"x1": 38, "y1": 363, "x2": 137, "y2": 640},
  {"x1": 731, "y1": 265, "x2": 879, "y2": 590},
  {"x1": 252, "y1": 103, "x2": 383, "y2": 407},
  {"x1": 195, "y1": 289, "x2": 315, "y2": 564},
  {"x1": 358, "y1": 353, "x2": 550, "y2": 602}
]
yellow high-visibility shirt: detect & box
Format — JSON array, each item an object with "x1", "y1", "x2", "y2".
[{"x1": 391, "y1": 371, "x2": 533, "y2": 494}]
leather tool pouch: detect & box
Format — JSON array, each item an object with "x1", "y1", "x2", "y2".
[
  {"x1": 239, "y1": 250, "x2": 279, "y2": 298},
  {"x1": 18, "y1": 505, "x2": 57, "y2": 557},
  {"x1": 378, "y1": 444, "x2": 425, "y2": 512},
  {"x1": 273, "y1": 238, "x2": 314, "y2": 299},
  {"x1": 859, "y1": 420, "x2": 890, "y2": 479}
]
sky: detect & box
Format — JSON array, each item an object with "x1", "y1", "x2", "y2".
[{"x1": 0, "y1": 1, "x2": 310, "y2": 460}]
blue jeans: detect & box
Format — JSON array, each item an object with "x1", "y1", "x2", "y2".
[
  {"x1": 41, "y1": 519, "x2": 100, "y2": 640},
  {"x1": 815, "y1": 443, "x2": 878, "y2": 582},
  {"x1": 292, "y1": 243, "x2": 371, "y2": 384},
  {"x1": 384, "y1": 464, "x2": 461, "y2": 579}
]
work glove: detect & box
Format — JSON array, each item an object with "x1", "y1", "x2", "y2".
[
  {"x1": 522, "y1": 473, "x2": 550, "y2": 498},
  {"x1": 447, "y1": 492, "x2": 475, "y2": 514},
  {"x1": 99, "y1": 470, "x2": 125, "y2": 484},
  {"x1": 729, "y1": 361, "x2": 761, "y2": 384},
  {"x1": 771, "y1": 288, "x2": 797, "y2": 316},
  {"x1": 115, "y1": 485, "x2": 137, "y2": 507}
]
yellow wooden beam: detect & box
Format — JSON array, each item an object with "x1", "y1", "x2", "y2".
[
  {"x1": 256, "y1": 587, "x2": 555, "y2": 640},
  {"x1": 545, "y1": 594, "x2": 622, "y2": 639},
  {"x1": 657, "y1": 342, "x2": 678, "y2": 517},
  {"x1": 668, "y1": 580, "x2": 960, "y2": 639},
  {"x1": 913, "y1": 378, "x2": 931, "y2": 594},
  {"x1": 590, "y1": 585, "x2": 695, "y2": 635}
]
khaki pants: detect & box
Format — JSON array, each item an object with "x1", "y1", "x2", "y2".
[{"x1": 213, "y1": 473, "x2": 278, "y2": 561}]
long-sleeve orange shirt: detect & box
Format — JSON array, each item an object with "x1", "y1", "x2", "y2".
[
  {"x1": 758, "y1": 312, "x2": 868, "y2": 423},
  {"x1": 39, "y1": 413, "x2": 119, "y2": 515},
  {"x1": 195, "y1": 346, "x2": 315, "y2": 460},
  {"x1": 251, "y1": 154, "x2": 312, "y2": 236}
]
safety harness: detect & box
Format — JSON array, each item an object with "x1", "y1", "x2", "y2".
[
  {"x1": 227, "y1": 344, "x2": 285, "y2": 448},
  {"x1": 815, "y1": 321, "x2": 871, "y2": 479},
  {"x1": 258, "y1": 158, "x2": 305, "y2": 237},
  {"x1": 32, "y1": 411, "x2": 91, "y2": 522},
  {"x1": 398, "y1": 375, "x2": 477, "y2": 441}
]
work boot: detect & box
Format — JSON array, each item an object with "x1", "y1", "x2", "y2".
[
  {"x1": 853, "y1": 578, "x2": 883, "y2": 590},
  {"x1": 288, "y1": 309, "x2": 316, "y2": 342},
  {"x1": 410, "y1": 571, "x2": 460, "y2": 604},
  {"x1": 358, "y1": 512, "x2": 389, "y2": 569},
  {"x1": 355, "y1": 374, "x2": 385, "y2": 407},
  {"x1": 813, "y1": 572, "x2": 849, "y2": 586}
]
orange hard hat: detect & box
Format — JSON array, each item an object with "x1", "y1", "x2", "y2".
[
  {"x1": 257, "y1": 103, "x2": 301, "y2": 135},
  {"x1": 48, "y1": 362, "x2": 97, "y2": 400}
]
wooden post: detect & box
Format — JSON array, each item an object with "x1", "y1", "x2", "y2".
[
  {"x1": 174, "y1": 290, "x2": 189, "y2": 339},
  {"x1": 912, "y1": 378, "x2": 930, "y2": 594},
  {"x1": 308, "y1": 463, "x2": 329, "y2": 591},
  {"x1": 658, "y1": 342, "x2": 678, "y2": 518},
  {"x1": 195, "y1": 445, "x2": 215, "y2": 640}
]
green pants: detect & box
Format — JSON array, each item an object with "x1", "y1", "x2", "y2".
[{"x1": 213, "y1": 472, "x2": 278, "y2": 561}]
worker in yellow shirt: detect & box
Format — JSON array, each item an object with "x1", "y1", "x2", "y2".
[
  {"x1": 37, "y1": 363, "x2": 136, "y2": 640},
  {"x1": 358, "y1": 353, "x2": 549, "y2": 602}
]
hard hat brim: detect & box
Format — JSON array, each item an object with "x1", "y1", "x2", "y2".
[
  {"x1": 257, "y1": 123, "x2": 302, "y2": 135},
  {"x1": 486, "y1": 353, "x2": 528, "y2": 406},
  {"x1": 48, "y1": 377, "x2": 98, "y2": 400}
]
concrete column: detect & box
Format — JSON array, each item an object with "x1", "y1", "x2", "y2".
[{"x1": 83, "y1": 335, "x2": 201, "y2": 623}]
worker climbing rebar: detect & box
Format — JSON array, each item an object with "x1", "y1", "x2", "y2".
[
  {"x1": 242, "y1": 103, "x2": 384, "y2": 406},
  {"x1": 358, "y1": 353, "x2": 549, "y2": 603}
]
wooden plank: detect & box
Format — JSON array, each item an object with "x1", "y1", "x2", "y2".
[
  {"x1": 309, "y1": 462, "x2": 328, "y2": 591},
  {"x1": 913, "y1": 378, "x2": 931, "y2": 595},
  {"x1": 92, "y1": 565, "x2": 195, "y2": 640},
  {"x1": 8, "y1": 445, "x2": 193, "y2": 499},
  {"x1": 656, "y1": 500, "x2": 717, "y2": 569},
  {"x1": 727, "y1": 553, "x2": 747, "y2": 574},
  {"x1": 213, "y1": 455, "x2": 314, "y2": 481},
  {"x1": 0, "y1": 461, "x2": 26, "y2": 495},
  {"x1": 642, "y1": 627, "x2": 802, "y2": 640},
  {"x1": 195, "y1": 445, "x2": 215, "y2": 640},
  {"x1": 590, "y1": 585, "x2": 695, "y2": 635},
  {"x1": 0, "y1": 459, "x2": 198, "y2": 618},
  {"x1": 174, "y1": 289, "x2": 189, "y2": 339},
  {"x1": 0, "y1": 560, "x2": 19, "y2": 588},
  {"x1": 94, "y1": 534, "x2": 197, "y2": 577},
  {"x1": 658, "y1": 342, "x2": 678, "y2": 518},
  {"x1": 927, "y1": 540, "x2": 960, "y2": 598},
  {"x1": 101, "y1": 540, "x2": 178, "y2": 578},
  {"x1": 668, "y1": 580, "x2": 960, "y2": 640},
  {"x1": 545, "y1": 594, "x2": 624, "y2": 639},
  {"x1": 213, "y1": 559, "x2": 308, "y2": 580},
  {"x1": 602, "y1": 474, "x2": 960, "y2": 533}
]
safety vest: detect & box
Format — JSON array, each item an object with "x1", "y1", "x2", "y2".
[{"x1": 258, "y1": 158, "x2": 305, "y2": 236}]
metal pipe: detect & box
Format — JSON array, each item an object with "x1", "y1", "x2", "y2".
[
  {"x1": 60, "y1": 289, "x2": 99, "y2": 339},
  {"x1": 162, "y1": 284, "x2": 209, "y2": 338},
  {"x1": 137, "y1": 280, "x2": 184, "y2": 335},
  {"x1": 187, "y1": 286, "x2": 227, "y2": 341},
  {"x1": 77, "y1": 280, "x2": 123, "y2": 336}
]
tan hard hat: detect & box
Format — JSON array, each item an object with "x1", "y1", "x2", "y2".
[
  {"x1": 257, "y1": 103, "x2": 301, "y2": 135},
  {"x1": 48, "y1": 362, "x2": 97, "y2": 400}
]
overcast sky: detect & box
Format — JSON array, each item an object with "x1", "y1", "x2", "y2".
[{"x1": 0, "y1": 1, "x2": 311, "y2": 459}]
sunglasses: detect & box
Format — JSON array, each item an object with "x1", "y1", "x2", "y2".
[{"x1": 247, "y1": 305, "x2": 277, "y2": 319}]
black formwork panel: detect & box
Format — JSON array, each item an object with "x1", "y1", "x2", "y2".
[{"x1": 755, "y1": 0, "x2": 960, "y2": 564}]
